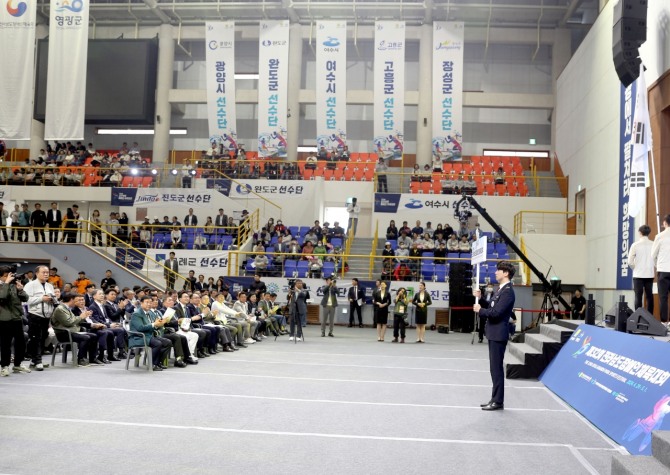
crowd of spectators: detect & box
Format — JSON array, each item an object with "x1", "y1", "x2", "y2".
[{"x1": 0, "y1": 265, "x2": 290, "y2": 375}]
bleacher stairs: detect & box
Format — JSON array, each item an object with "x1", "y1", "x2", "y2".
[
  {"x1": 611, "y1": 431, "x2": 670, "y2": 474},
  {"x1": 346, "y1": 237, "x2": 375, "y2": 278}
]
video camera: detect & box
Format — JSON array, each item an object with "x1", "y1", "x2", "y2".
[{"x1": 1, "y1": 263, "x2": 28, "y2": 286}]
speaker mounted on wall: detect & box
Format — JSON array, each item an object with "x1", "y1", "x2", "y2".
[{"x1": 612, "y1": 0, "x2": 648, "y2": 87}]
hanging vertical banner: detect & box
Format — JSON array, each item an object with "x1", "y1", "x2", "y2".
[
  {"x1": 0, "y1": 0, "x2": 37, "y2": 140},
  {"x1": 44, "y1": 0, "x2": 89, "y2": 140},
  {"x1": 432, "y1": 21, "x2": 464, "y2": 162},
  {"x1": 373, "y1": 21, "x2": 405, "y2": 161},
  {"x1": 617, "y1": 82, "x2": 636, "y2": 290},
  {"x1": 257, "y1": 20, "x2": 289, "y2": 158},
  {"x1": 316, "y1": 21, "x2": 347, "y2": 153},
  {"x1": 205, "y1": 21, "x2": 237, "y2": 152}
]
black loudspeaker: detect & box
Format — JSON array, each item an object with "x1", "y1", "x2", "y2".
[
  {"x1": 612, "y1": 0, "x2": 647, "y2": 87},
  {"x1": 616, "y1": 296, "x2": 634, "y2": 332},
  {"x1": 605, "y1": 303, "x2": 618, "y2": 327},
  {"x1": 626, "y1": 308, "x2": 669, "y2": 336},
  {"x1": 585, "y1": 294, "x2": 596, "y2": 325}
]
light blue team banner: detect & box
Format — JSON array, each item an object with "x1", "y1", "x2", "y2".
[
  {"x1": 257, "y1": 20, "x2": 289, "y2": 158},
  {"x1": 432, "y1": 22, "x2": 464, "y2": 162},
  {"x1": 45, "y1": 0, "x2": 89, "y2": 140},
  {"x1": 373, "y1": 21, "x2": 405, "y2": 160},
  {"x1": 316, "y1": 21, "x2": 347, "y2": 153},
  {"x1": 0, "y1": 0, "x2": 37, "y2": 139},
  {"x1": 616, "y1": 82, "x2": 636, "y2": 290},
  {"x1": 205, "y1": 22, "x2": 238, "y2": 152}
]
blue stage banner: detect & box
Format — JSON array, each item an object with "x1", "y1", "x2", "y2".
[
  {"x1": 617, "y1": 82, "x2": 636, "y2": 290},
  {"x1": 115, "y1": 247, "x2": 145, "y2": 270},
  {"x1": 111, "y1": 188, "x2": 138, "y2": 206},
  {"x1": 206, "y1": 178, "x2": 232, "y2": 196},
  {"x1": 374, "y1": 193, "x2": 401, "y2": 213},
  {"x1": 541, "y1": 325, "x2": 670, "y2": 455}
]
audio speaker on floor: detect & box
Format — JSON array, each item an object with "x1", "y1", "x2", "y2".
[
  {"x1": 626, "y1": 308, "x2": 668, "y2": 336},
  {"x1": 585, "y1": 294, "x2": 596, "y2": 325},
  {"x1": 616, "y1": 296, "x2": 634, "y2": 332}
]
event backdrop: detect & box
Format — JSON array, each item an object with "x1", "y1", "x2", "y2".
[
  {"x1": 0, "y1": 0, "x2": 36, "y2": 140},
  {"x1": 432, "y1": 21, "x2": 464, "y2": 162},
  {"x1": 316, "y1": 21, "x2": 348, "y2": 153},
  {"x1": 373, "y1": 21, "x2": 405, "y2": 160},
  {"x1": 258, "y1": 20, "x2": 289, "y2": 158},
  {"x1": 205, "y1": 21, "x2": 237, "y2": 151},
  {"x1": 542, "y1": 325, "x2": 670, "y2": 455}
]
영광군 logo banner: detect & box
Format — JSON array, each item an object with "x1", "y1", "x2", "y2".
[
  {"x1": 258, "y1": 20, "x2": 289, "y2": 158},
  {"x1": 0, "y1": 0, "x2": 37, "y2": 139},
  {"x1": 316, "y1": 20, "x2": 347, "y2": 154},
  {"x1": 45, "y1": 0, "x2": 89, "y2": 140},
  {"x1": 432, "y1": 21, "x2": 464, "y2": 163},
  {"x1": 373, "y1": 21, "x2": 405, "y2": 161},
  {"x1": 205, "y1": 21, "x2": 238, "y2": 152}
]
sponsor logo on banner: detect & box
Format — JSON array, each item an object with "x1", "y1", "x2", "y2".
[
  {"x1": 373, "y1": 21, "x2": 405, "y2": 160},
  {"x1": 110, "y1": 188, "x2": 137, "y2": 206},
  {"x1": 111, "y1": 188, "x2": 214, "y2": 207},
  {"x1": 205, "y1": 178, "x2": 232, "y2": 196},
  {"x1": 617, "y1": 83, "x2": 636, "y2": 290},
  {"x1": 316, "y1": 21, "x2": 347, "y2": 153},
  {"x1": 7, "y1": 0, "x2": 28, "y2": 16},
  {"x1": 115, "y1": 248, "x2": 145, "y2": 270},
  {"x1": 257, "y1": 20, "x2": 289, "y2": 158},
  {"x1": 432, "y1": 22, "x2": 464, "y2": 162},
  {"x1": 374, "y1": 193, "x2": 401, "y2": 213},
  {"x1": 542, "y1": 325, "x2": 670, "y2": 455}
]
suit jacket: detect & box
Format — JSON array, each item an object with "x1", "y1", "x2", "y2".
[
  {"x1": 104, "y1": 300, "x2": 125, "y2": 322},
  {"x1": 46, "y1": 209, "x2": 62, "y2": 226},
  {"x1": 348, "y1": 286, "x2": 364, "y2": 306},
  {"x1": 65, "y1": 208, "x2": 79, "y2": 229},
  {"x1": 478, "y1": 283, "x2": 515, "y2": 342},
  {"x1": 164, "y1": 258, "x2": 179, "y2": 278},
  {"x1": 373, "y1": 290, "x2": 391, "y2": 317},
  {"x1": 50, "y1": 304, "x2": 84, "y2": 333},
  {"x1": 215, "y1": 214, "x2": 228, "y2": 227},
  {"x1": 291, "y1": 289, "x2": 309, "y2": 316},
  {"x1": 129, "y1": 309, "x2": 154, "y2": 347},
  {"x1": 412, "y1": 291, "x2": 432, "y2": 317},
  {"x1": 88, "y1": 302, "x2": 112, "y2": 326},
  {"x1": 320, "y1": 284, "x2": 339, "y2": 307},
  {"x1": 184, "y1": 214, "x2": 198, "y2": 226},
  {"x1": 30, "y1": 209, "x2": 47, "y2": 227}
]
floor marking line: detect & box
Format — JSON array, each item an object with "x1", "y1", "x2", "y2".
[
  {"x1": 209, "y1": 358, "x2": 490, "y2": 372},
  {"x1": 0, "y1": 382, "x2": 568, "y2": 412},
  {"x1": 567, "y1": 445, "x2": 600, "y2": 475},
  {"x1": 0, "y1": 415, "x2": 606, "y2": 449},
  {"x1": 246, "y1": 349, "x2": 490, "y2": 360}
]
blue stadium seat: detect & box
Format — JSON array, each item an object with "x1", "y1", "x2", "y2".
[
  {"x1": 299, "y1": 226, "x2": 310, "y2": 237},
  {"x1": 421, "y1": 263, "x2": 435, "y2": 281},
  {"x1": 434, "y1": 264, "x2": 448, "y2": 282},
  {"x1": 284, "y1": 260, "x2": 297, "y2": 277},
  {"x1": 331, "y1": 237, "x2": 343, "y2": 248},
  {"x1": 296, "y1": 260, "x2": 309, "y2": 278},
  {"x1": 322, "y1": 261, "x2": 335, "y2": 277}
]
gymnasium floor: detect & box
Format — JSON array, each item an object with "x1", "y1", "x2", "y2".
[{"x1": 0, "y1": 326, "x2": 623, "y2": 474}]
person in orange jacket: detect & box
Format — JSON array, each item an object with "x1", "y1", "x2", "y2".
[{"x1": 73, "y1": 271, "x2": 92, "y2": 294}]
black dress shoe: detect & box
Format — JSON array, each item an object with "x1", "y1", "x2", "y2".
[
  {"x1": 158, "y1": 363, "x2": 168, "y2": 370},
  {"x1": 480, "y1": 400, "x2": 493, "y2": 407},
  {"x1": 478, "y1": 338, "x2": 483, "y2": 343},
  {"x1": 481, "y1": 402, "x2": 504, "y2": 411},
  {"x1": 152, "y1": 365, "x2": 163, "y2": 371},
  {"x1": 108, "y1": 355, "x2": 121, "y2": 362},
  {"x1": 348, "y1": 324, "x2": 353, "y2": 328},
  {"x1": 101, "y1": 357, "x2": 112, "y2": 364},
  {"x1": 197, "y1": 350, "x2": 208, "y2": 358},
  {"x1": 117, "y1": 352, "x2": 128, "y2": 359},
  {"x1": 237, "y1": 343, "x2": 248, "y2": 348},
  {"x1": 185, "y1": 357, "x2": 198, "y2": 365},
  {"x1": 175, "y1": 360, "x2": 187, "y2": 368},
  {"x1": 222, "y1": 346, "x2": 234, "y2": 352},
  {"x1": 92, "y1": 359, "x2": 105, "y2": 366},
  {"x1": 321, "y1": 333, "x2": 326, "y2": 337},
  {"x1": 328, "y1": 333, "x2": 334, "y2": 337},
  {"x1": 358, "y1": 324, "x2": 363, "y2": 328}
]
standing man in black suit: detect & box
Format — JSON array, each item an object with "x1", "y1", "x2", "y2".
[
  {"x1": 184, "y1": 208, "x2": 198, "y2": 227},
  {"x1": 164, "y1": 252, "x2": 179, "y2": 290},
  {"x1": 289, "y1": 280, "x2": 308, "y2": 341},
  {"x1": 30, "y1": 203, "x2": 47, "y2": 243},
  {"x1": 64, "y1": 204, "x2": 79, "y2": 243},
  {"x1": 473, "y1": 261, "x2": 516, "y2": 411},
  {"x1": 215, "y1": 208, "x2": 228, "y2": 235},
  {"x1": 347, "y1": 278, "x2": 364, "y2": 328},
  {"x1": 46, "y1": 202, "x2": 62, "y2": 243},
  {"x1": 320, "y1": 276, "x2": 338, "y2": 337}
]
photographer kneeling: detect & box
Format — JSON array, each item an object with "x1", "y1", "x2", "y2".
[{"x1": 0, "y1": 265, "x2": 31, "y2": 376}]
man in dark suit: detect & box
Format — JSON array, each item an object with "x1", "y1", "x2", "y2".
[
  {"x1": 30, "y1": 203, "x2": 47, "y2": 242},
  {"x1": 88, "y1": 289, "x2": 127, "y2": 361},
  {"x1": 214, "y1": 209, "x2": 228, "y2": 234},
  {"x1": 164, "y1": 252, "x2": 179, "y2": 290},
  {"x1": 289, "y1": 280, "x2": 308, "y2": 341},
  {"x1": 129, "y1": 296, "x2": 171, "y2": 371},
  {"x1": 46, "y1": 202, "x2": 62, "y2": 243},
  {"x1": 64, "y1": 204, "x2": 79, "y2": 243},
  {"x1": 473, "y1": 261, "x2": 516, "y2": 411},
  {"x1": 184, "y1": 208, "x2": 198, "y2": 227},
  {"x1": 172, "y1": 291, "x2": 209, "y2": 358},
  {"x1": 347, "y1": 278, "x2": 364, "y2": 327},
  {"x1": 320, "y1": 277, "x2": 338, "y2": 337}
]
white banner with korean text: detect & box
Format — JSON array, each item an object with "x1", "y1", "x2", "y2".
[
  {"x1": 143, "y1": 249, "x2": 229, "y2": 283},
  {"x1": 257, "y1": 20, "x2": 289, "y2": 158},
  {"x1": 316, "y1": 21, "x2": 347, "y2": 153},
  {"x1": 205, "y1": 21, "x2": 238, "y2": 152},
  {"x1": 0, "y1": 0, "x2": 36, "y2": 140},
  {"x1": 228, "y1": 179, "x2": 313, "y2": 199},
  {"x1": 111, "y1": 187, "x2": 219, "y2": 208},
  {"x1": 373, "y1": 21, "x2": 405, "y2": 160},
  {"x1": 432, "y1": 22, "x2": 463, "y2": 162},
  {"x1": 45, "y1": 0, "x2": 89, "y2": 140}
]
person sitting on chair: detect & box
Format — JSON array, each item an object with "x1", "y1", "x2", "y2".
[{"x1": 129, "y1": 296, "x2": 172, "y2": 371}]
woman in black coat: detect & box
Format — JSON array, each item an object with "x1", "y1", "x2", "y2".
[
  {"x1": 373, "y1": 281, "x2": 391, "y2": 342},
  {"x1": 412, "y1": 281, "x2": 432, "y2": 343}
]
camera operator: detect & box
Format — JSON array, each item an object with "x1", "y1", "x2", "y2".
[
  {"x1": 319, "y1": 276, "x2": 338, "y2": 338},
  {"x1": 23, "y1": 265, "x2": 56, "y2": 371},
  {"x1": 289, "y1": 280, "x2": 309, "y2": 341},
  {"x1": 0, "y1": 265, "x2": 31, "y2": 376}
]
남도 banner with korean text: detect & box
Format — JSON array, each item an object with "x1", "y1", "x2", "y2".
[
  {"x1": 205, "y1": 22, "x2": 238, "y2": 152},
  {"x1": 0, "y1": 0, "x2": 37, "y2": 140},
  {"x1": 257, "y1": 20, "x2": 289, "y2": 158},
  {"x1": 144, "y1": 249, "x2": 230, "y2": 282},
  {"x1": 432, "y1": 22, "x2": 464, "y2": 162},
  {"x1": 373, "y1": 21, "x2": 405, "y2": 160},
  {"x1": 111, "y1": 188, "x2": 217, "y2": 208},
  {"x1": 45, "y1": 0, "x2": 89, "y2": 140},
  {"x1": 316, "y1": 21, "x2": 347, "y2": 153}
]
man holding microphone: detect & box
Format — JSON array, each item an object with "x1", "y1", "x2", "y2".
[{"x1": 473, "y1": 261, "x2": 516, "y2": 411}]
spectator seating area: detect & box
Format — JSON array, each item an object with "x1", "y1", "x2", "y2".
[{"x1": 152, "y1": 229, "x2": 236, "y2": 250}]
